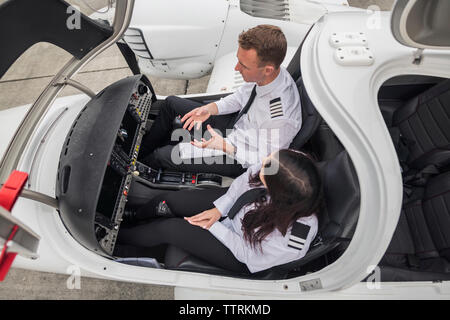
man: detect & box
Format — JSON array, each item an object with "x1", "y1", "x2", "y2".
[{"x1": 139, "y1": 24, "x2": 302, "y2": 177}]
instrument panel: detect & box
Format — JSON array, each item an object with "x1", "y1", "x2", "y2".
[
  {"x1": 95, "y1": 81, "x2": 153, "y2": 254},
  {"x1": 57, "y1": 75, "x2": 155, "y2": 256}
]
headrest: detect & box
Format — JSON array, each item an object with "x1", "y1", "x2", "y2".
[{"x1": 289, "y1": 77, "x2": 322, "y2": 150}]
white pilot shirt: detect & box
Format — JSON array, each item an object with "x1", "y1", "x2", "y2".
[
  {"x1": 209, "y1": 165, "x2": 318, "y2": 273},
  {"x1": 215, "y1": 67, "x2": 302, "y2": 168}
]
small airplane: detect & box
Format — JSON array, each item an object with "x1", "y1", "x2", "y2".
[{"x1": 0, "y1": 0, "x2": 449, "y2": 299}]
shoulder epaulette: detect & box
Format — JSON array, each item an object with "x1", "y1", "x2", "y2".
[{"x1": 288, "y1": 222, "x2": 311, "y2": 251}]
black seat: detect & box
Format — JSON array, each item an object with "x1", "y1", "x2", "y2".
[
  {"x1": 288, "y1": 77, "x2": 322, "y2": 151},
  {"x1": 422, "y1": 172, "x2": 450, "y2": 260},
  {"x1": 391, "y1": 79, "x2": 450, "y2": 170},
  {"x1": 164, "y1": 151, "x2": 360, "y2": 279},
  {"x1": 379, "y1": 171, "x2": 450, "y2": 281},
  {"x1": 264, "y1": 151, "x2": 360, "y2": 277}
]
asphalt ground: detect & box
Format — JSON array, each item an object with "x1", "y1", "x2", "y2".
[{"x1": 0, "y1": 0, "x2": 394, "y2": 300}]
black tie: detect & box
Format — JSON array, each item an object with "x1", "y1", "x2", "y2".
[
  {"x1": 229, "y1": 85, "x2": 257, "y2": 128},
  {"x1": 227, "y1": 187, "x2": 267, "y2": 219}
]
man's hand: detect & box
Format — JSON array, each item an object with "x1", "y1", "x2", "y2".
[
  {"x1": 185, "y1": 207, "x2": 222, "y2": 230},
  {"x1": 181, "y1": 103, "x2": 218, "y2": 131},
  {"x1": 191, "y1": 125, "x2": 235, "y2": 154}
]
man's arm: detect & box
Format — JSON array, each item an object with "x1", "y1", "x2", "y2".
[
  {"x1": 204, "y1": 102, "x2": 219, "y2": 115},
  {"x1": 181, "y1": 102, "x2": 219, "y2": 130},
  {"x1": 181, "y1": 83, "x2": 253, "y2": 130},
  {"x1": 190, "y1": 125, "x2": 236, "y2": 155},
  {"x1": 215, "y1": 83, "x2": 254, "y2": 115}
]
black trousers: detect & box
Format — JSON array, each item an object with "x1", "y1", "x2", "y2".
[
  {"x1": 140, "y1": 96, "x2": 245, "y2": 177},
  {"x1": 135, "y1": 187, "x2": 228, "y2": 221},
  {"x1": 117, "y1": 188, "x2": 250, "y2": 274}
]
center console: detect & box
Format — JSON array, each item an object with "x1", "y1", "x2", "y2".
[{"x1": 132, "y1": 161, "x2": 229, "y2": 189}]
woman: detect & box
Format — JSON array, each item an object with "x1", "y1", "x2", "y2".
[{"x1": 117, "y1": 149, "x2": 324, "y2": 274}]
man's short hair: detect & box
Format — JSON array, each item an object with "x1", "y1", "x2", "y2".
[{"x1": 238, "y1": 24, "x2": 287, "y2": 69}]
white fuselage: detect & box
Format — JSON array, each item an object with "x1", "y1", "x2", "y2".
[{"x1": 1, "y1": 2, "x2": 449, "y2": 299}]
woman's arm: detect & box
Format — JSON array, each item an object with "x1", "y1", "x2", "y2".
[
  {"x1": 185, "y1": 207, "x2": 222, "y2": 230},
  {"x1": 208, "y1": 217, "x2": 317, "y2": 273}
]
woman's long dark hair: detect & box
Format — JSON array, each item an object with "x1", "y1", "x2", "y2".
[{"x1": 241, "y1": 149, "x2": 324, "y2": 250}]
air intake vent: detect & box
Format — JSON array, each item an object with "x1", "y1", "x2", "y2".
[
  {"x1": 123, "y1": 28, "x2": 154, "y2": 59},
  {"x1": 240, "y1": 0, "x2": 290, "y2": 21}
]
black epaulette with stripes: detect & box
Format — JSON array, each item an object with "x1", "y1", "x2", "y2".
[
  {"x1": 269, "y1": 97, "x2": 283, "y2": 118},
  {"x1": 288, "y1": 222, "x2": 311, "y2": 251}
]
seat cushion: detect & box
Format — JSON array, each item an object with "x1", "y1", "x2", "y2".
[
  {"x1": 423, "y1": 172, "x2": 450, "y2": 260},
  {"x1": 381, "y1": 210, "x2": 416, "y2": 267},
  {"x1": 164, "y1": 245, "x2": 241, "y2": 277},
  {"x1": 380, "y1": 171, "x2": 450, "y2": 279},
  {"x1": 164, "y1": 245, "x2": 282, "y2": 279},
  {"x1": 403, "y1": 199, "x2": 440, "y2": 259}
]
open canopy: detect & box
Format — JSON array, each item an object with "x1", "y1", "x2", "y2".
[{"x1": 0, "y1": 0, "x2": 113, "y2": 78}]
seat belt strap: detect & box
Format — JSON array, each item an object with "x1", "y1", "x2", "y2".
[{"x1": 229, "y1": 85, "x2": 257, "y2": 128}]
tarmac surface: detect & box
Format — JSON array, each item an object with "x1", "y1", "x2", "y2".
[{"x1": 0, "y1": 0, "x2": 393, "y2": 300}]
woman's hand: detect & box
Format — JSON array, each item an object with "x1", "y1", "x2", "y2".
[{"x1": 185, "y1": 207, "x2": 222, "y2": 230}]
